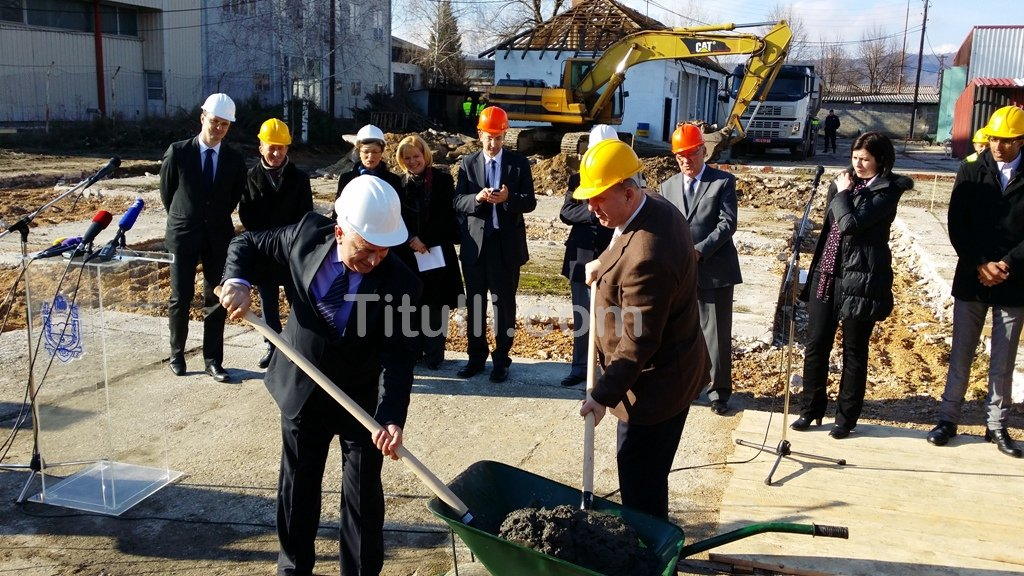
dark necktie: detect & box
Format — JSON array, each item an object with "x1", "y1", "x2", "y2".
[
  {"x1": 314, "y1": 270, "x2": 351, "y2": 337},
  {"x1": 202, "y1": 148, "x2": 215, "y2": 194},
  {"x1": 485, "y1": 159, "x2": 497, "y2": 235},
  {"x1": 685, "y1": 178, "x2": 697, "y2": 213}
]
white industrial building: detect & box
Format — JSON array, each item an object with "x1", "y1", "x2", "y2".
[
  {"x1": 479, "y1": 0, "x2": 728, "y2": 143},
  {"x1": 0, "y1": 0, "x2": 392, "y2": 122}
]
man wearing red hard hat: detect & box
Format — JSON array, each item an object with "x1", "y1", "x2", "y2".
[{"x1": 658, "y1": 123, "x2": 742, "y2": 416}]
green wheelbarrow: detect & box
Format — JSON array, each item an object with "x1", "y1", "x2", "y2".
[{"x1": 428, "y1": 460, "x2": 848, "y2": 576}]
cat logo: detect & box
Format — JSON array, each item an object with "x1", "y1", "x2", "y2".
[{"x1": 682, "y1": 38, "x2": 729, "y2": 55}]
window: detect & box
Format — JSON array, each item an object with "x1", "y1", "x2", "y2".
[
  {"x1": 348, "y1": 3, "x2": 357, "y2": 33},
  {"x1": 1, "y1": 0, "x2": 22, "y2": 23},
  {"x1": 145, "y1": 71, "x2": 164, "y2": 100},
  {"x1": 222, "y1": 0, "x2": 255, "y2": 15},
  {"x1": 26, "y1": 0, "x2": 90, "y2": 31},
  {"x1": 254, "y1": 72, "x2": 270, "y2": 92},
  {"x1": 351, "y1": 82, "x2": 361, "y2": 96}
]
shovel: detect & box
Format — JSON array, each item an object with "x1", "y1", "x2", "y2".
[
  {"x1": 581, "y1": 284, "x2": 597, "y2": 510},
  {"x1": 240, "y1": 310, "x2": 473, "y2": 524}
]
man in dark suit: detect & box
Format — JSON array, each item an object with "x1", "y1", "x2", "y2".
[
  {"x1": 160, "y1": 93, "x2": 247, "y2": 382},
  {"x1": 240, "y1": 118, "x2": 314, "y2": 369},
  {"x1": 659, "y1": 124, "x2": 742, "y2": 415},
  {"x1": 453, "y1": 106, "x2": 536, "y2": 383},
  {"x1": 823, "y1": 109, "x2": 840, "y2": 154},
  {"x1": 577, "y1": 139, "x2": 710, "y2": 519},
  {"x1": 219, "y1": 175, "x2": 420, "y2": 576},
  {"x1": 559, "y1": 125, "x2": 616, "y2": 387}
]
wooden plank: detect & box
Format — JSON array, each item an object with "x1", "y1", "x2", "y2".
[{"x1": 716, "y1": 410, "x2": 1024, "y2": 576}]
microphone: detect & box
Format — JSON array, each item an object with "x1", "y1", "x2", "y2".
[
  {"x1": 71, "y1": 211, "x2": 113, "y2": 257},
  {"x1": 83, "y1": 157, "x2": 121, "y2": 189},
  {"x1": 812, "y1": 165, "x2": 825, "y2": 188},
  {"x1": 32, "y1": 236, "x2": 83, "y2": 260},
  {"x1": 95, "y1": 198, "x2": 145, "y2": 262}
]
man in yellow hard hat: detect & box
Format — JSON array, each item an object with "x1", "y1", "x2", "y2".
[
  {"x1": 576, "y1": 138, "x2": 710, "y2": 518},
  {"x1": 929, "y1": 105, "x2": 1024, "y2": 458},
  {"x1": 239, "y1": 118, "x2": 314, "y2": 368},
  {"x1": 964, "y1": 128, "x2": 989, "y2": 162}
]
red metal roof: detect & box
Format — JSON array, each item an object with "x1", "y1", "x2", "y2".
[{"x1": 971, "y1": 77, "x2": 1024, "y2": 87}]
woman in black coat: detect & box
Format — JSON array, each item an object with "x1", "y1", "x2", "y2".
[
  {"x1": 393, "y1": 134, "x2": 465, "y2": 369},
  {"x1": 791, "y1": 132, "x2": 913, "y2": 438},
  {"x1": 335, "y1": 124, "x2": 402, "y2": 200}
]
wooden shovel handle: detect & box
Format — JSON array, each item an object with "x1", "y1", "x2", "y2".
[
  {"x1": 242, "y1": 310, "x2": 472, "y2": 522},
  {"x1": 582, "y1": 284, "x2": 597, "y2": 508}
]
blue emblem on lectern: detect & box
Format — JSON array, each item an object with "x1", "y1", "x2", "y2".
[{"x1": 41, "y1": 294, "x2": 83, "y2": 362}]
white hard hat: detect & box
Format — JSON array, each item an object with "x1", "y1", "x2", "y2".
[
  {"x1": 588, "y1": 124, "x2": 619, "y2": 149},
  {"x1": 201, "y1": 93, "x2": 236, "y2": 123},
  {"x1": 335, "y1": 175, "x2": 408, "y2": 247},
  {"x1": 343, "y1": 124, "x2": 386, "y2": 145}
]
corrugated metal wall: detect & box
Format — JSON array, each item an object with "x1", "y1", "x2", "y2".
[
  {"x1": 951, "y1": 83, "x2": 1024, "y2": 158},
  {"x1": 161, "y1": 0, "x2": 204, "y2": 114},
  {"x1": 968, "y1": 27, "x2": 1024, "y2": 81},
  {"x1": 0, "y1": 27, "x2": 144, "y2": 122}
]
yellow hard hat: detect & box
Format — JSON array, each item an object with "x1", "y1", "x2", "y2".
[
  {"x1": 981, "y1": 106, "x2": 1024, "y2": 139},
  {"x1": 258, "y1": 118, "x2": 292, "y2": 145},
  {"x1": 573, "y1": 139, "x2": 644, "y2": 200},
  {"x1": 972, "y1": 128, "x2": 988, "y2": 144}
]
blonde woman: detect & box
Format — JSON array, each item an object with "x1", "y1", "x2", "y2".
[{"x1": 394, "y1": 135, "x2": 464, "y2": 369}]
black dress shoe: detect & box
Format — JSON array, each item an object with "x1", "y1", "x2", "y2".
[
  {"x1": 927, "y1": 421, "x2": 957, "y2": 446},
  {"x1": 560, "y1": 374, "x2": 586, "y2": 387},
  {"x1": 205, "y1": 363, "x2": 232, "y2": 383},
  {"x1": 456, "y1": 363, "x2": 485, "y2": 378},
  {"x1": 829, "y1": 425, "x2": 852, "y2": 439},
  {"x1": 790, "y1": 416, "x2": 821, "y2": 431},
  {"x1": 169, "y1": 355, "x2": 186, "y2": 376},
  {"x1": 489, "y1": 365, "x2": 509, "y2": 383},
  {"x1": 709, "y1": 400, "x2": 729, "y2": 415},
  {"x1": 257, "y1": 344, "x2": 274, "y2": 369},
  {"x1": 985, "y1": 427, "x2": 1022, "y2": 458},
  {"x1": 425, "y1": 359, "x2": 442, "y2": 370}
]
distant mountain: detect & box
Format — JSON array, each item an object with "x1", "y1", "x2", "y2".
[{"x1": 900, "y1": 52, "x2": 954, "y2": 87}]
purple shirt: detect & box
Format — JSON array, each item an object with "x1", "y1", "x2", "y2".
[{"x1": 310, "y1": 246, "x2": 363, "y2": 336}]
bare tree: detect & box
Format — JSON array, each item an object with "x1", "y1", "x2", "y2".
[
  {"x1": 815, "y1": 36, "x2": 848, "y2": 96},
  {"x1": 764, "y1": 2, "x2": 812, "y2": 62},
  {"x1": 857, "y1": 25, "x2": 903, "y2": 92}
]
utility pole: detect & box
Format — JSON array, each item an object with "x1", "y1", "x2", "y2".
[
  {"x1": 908, "y1": 0, "x2": 928, "y2": 141},
  {"x1": 329, "y1": 0, "x2": 336, "y2": 117},
  {"x1": 897, "y1": 0, "x2": 910, "y2": 92}
]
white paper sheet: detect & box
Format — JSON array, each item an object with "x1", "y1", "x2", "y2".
[{"x1": 414, "y1": 245, "x2": 445, "y2": 272}]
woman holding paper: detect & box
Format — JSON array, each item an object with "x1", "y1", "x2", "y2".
[{"x1": 394, "y1": 135, "x2": 465, "y2": 369}]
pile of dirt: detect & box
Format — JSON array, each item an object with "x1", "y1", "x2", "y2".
[
  {"x1": 734, "y1": 173, "x2": 821, "y2": 211},
  {"x1": 640, "y1": 156, "x2": 678, "y2": 189},
  {"x1": 500, "y1": 505, "x2": 660, "y2": 576},
  {"x1": 530, "y1": 153, "x2": 579, "y2": 197},
  {"x1": 0, "y1": 187, "x2": 133, "y2": 231}
]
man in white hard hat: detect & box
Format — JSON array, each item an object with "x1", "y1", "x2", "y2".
[
  {"x1": 219, "y1": 175, "x2": 421, "y2": 576},
  {"x1": 160, "y1": 93, "x2": 247, "y2": 382}
]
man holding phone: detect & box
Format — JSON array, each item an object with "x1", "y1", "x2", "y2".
[{"x1": 453, "y1": 106, "x2": 536, "y2": 383}]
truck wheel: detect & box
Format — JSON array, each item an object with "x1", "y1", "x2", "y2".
[{"x1": 790, "y1": 144, "x2": 807, "y2": 160}]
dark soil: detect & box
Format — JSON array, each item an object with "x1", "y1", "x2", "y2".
[{"x1": 499, "y1": 505, "x2": 660, "y2": 576}]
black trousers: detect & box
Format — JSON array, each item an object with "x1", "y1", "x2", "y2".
[
  {"x1": 799, "y1": 277, "x2": 876, "y2": 429},
  {"x1": 414, "y1": 303, "x2": 449, "y2": 365},
  {"x1": 824, "y1": 130, "x2": 837, "y2": 152},
  {"x1": 168, "y1": 238, "x2": 227, "y2": 364},
  {"x1": 258, "y1": 282, "x2": 283, "y2": 335},
  {"x1": 277, "y1": 386, "x2": 384, "y2": 576},
  {"x1": 462, "y1": 235, "x2": 519, "y2": 368},
  {"x1": 616, "y1": 408, "x2": 688, "y2": 519}
]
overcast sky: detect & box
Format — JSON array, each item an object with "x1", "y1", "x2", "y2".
[{"x1": 395, "y1": 0, "x2": 998, "y2": 65}]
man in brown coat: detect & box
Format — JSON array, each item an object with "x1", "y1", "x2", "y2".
[{"x1": 577, "y1": 138, "x2": 710, "y2": 518}]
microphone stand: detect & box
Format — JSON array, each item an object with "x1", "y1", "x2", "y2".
[
  {"x1": 734, "y1": 169, "x2": 847, "y2": 486},
  {"x1": 0, "y1": 174, "x2": 103, "y2": 502}
]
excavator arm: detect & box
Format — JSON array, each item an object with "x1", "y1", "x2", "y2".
[{"x1": 578, "y1": 21, "x2": 792, "y2": 140}]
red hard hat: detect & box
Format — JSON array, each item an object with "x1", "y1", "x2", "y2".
[
  {"x1": 671, "y1": 123, "x2": 705, "y2": 154},
  {"x1": 477, "y1": 106, "x2": 509, "y2": 134}
]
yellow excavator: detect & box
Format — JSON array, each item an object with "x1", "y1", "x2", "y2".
[{"x1": 486, "y1": 21, "x2": 793, "y2": 156}]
